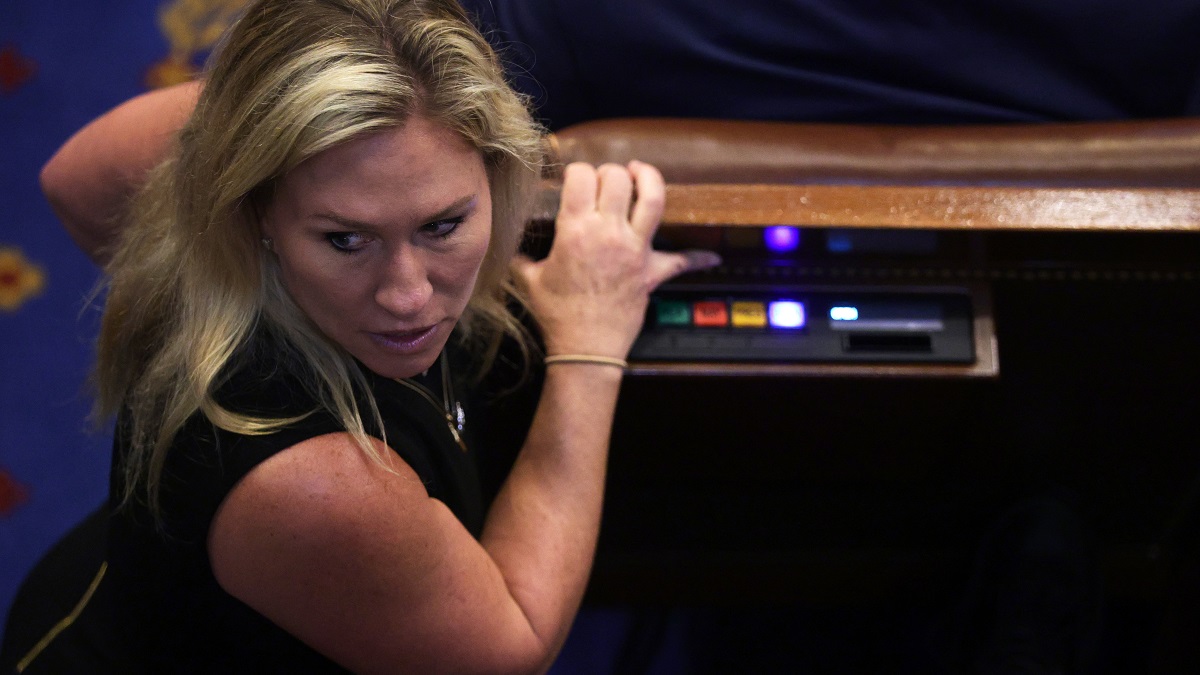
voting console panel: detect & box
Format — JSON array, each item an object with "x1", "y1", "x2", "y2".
[{"x1": 630, "y1": 227, "x2": 984, "y2": 374}]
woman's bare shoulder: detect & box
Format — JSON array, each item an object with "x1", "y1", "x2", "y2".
[{"x1": 208, "y1": 431, "x2": 544, "y2": 674}]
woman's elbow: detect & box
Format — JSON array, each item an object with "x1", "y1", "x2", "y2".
[{"x1": 39, "y1": 147, "x2": 116, "y2": 264}]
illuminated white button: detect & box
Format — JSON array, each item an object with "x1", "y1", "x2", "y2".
[
  {"x1": 830, "y1": 306, "x2": 860, "y2": 321},
  {"x1": 768, "y1": 301, "x2": 806, "y2": 329}
]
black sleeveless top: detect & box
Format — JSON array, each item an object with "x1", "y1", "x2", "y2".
[{"x1": 22, "y1": 341, "x2": 484, "y2": 674}]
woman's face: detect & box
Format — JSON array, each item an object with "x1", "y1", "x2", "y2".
[{"x1": 262, "y1": 116, "x2": 493, "y2": 380}]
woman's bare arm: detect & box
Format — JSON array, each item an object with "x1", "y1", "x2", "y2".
[
  {"x1": 484, "y1": 161, "x2": 716, "y2": 662},
  {"x1": 40, "y1": 81, "x2": 201, "y2": 264},
  {"x1": 208, "y1": 368, "x2": 623, "y2": 675},
  {"x1": 208, "y1": 162, "x2": 718, "y2": 674}
]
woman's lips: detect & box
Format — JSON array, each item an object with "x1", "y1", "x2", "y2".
[{"x1": 367, "y1": 324, "x2": 440, "y2": 353}]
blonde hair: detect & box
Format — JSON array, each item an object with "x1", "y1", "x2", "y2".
[{"x1": 96, "y1": 0, "x2": 545, "y2": 515}]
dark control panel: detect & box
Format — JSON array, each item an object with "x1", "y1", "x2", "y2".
[{"x1": 630, "y1": 284, "x2": 976, "y2": 364}]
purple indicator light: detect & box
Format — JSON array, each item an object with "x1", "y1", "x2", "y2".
[
  {"x1": 768, "y1": 301, "x2": 806, "y2": 329},
  {"x1": 763, "y1": 226, "x2": 801, "y2": 253}
]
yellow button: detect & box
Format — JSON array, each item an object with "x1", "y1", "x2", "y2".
[{"x1": 731, "y1": 301, "x2": 767, "y2": 328}]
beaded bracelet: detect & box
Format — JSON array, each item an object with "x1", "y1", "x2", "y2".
[{"x1": 543, "y1": 354, "x2": 628, "y2": 369}]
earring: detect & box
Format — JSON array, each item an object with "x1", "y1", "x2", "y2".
[{"x1": 261, "y1": 237, "x2": 274, "y2": 251}]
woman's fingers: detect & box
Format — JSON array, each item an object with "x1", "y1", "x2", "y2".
[
  {"x1": 558, "y1": 162, "x2": 631, "y2": 222},
  {"x1": 558, "y1": 162, "x2": 599, "y2": 221},
  {"x1": 595, "y1": 163, "x2": 634, "y2": 221},
  {"x1": 626, "y1": 160, "x2": 665, "y2": 239},
  {"x1": 558, "y1": 161, "x2": 659, "y2": 237},
  {"x1": 549, "y1": 160, "x2": 719, "y2": 291}
]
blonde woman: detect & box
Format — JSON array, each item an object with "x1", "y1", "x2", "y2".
[{"x1": 17, "y1": 0, "x2": 717, "y2": 672}]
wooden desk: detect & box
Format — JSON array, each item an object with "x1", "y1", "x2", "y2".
[{"x1": 522, "y1": 119, "x2": 1200, "y2": 606}]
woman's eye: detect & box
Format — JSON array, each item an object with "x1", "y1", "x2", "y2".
[
  {"x1": 422, "y1": 216, "x2": 465, "y2": 239},
  {"x1": 325, "y1": 232, "x2": 369, "y2": 252}
]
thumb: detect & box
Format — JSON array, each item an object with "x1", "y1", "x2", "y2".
[{"x1": 646, "y1": 249, "x2": 722, "y2": 288}]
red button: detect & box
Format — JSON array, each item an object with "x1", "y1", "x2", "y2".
[{"x1": 693, "y1": 300, "x2": 729, "y2": 327}]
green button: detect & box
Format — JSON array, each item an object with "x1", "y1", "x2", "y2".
[{"x1": 656, "y1": 300, "x2": 691, "y2": 326}]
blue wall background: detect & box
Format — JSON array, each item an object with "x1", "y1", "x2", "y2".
[{"x1": 0, "y1": 0, "x2": 283, "y2": 643}]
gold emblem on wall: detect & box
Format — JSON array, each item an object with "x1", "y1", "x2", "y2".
[
  {"x1": 145, "y1": 0, "x2": 249, "y2": 89},
  {"x1": 0, "y1": 247, "x2": 46, "y2": 312}
]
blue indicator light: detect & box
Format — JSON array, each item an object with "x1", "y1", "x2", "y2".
[
  {"x1": 830, "y1": 306, "x2": 860, "y2": 321},
  {"x1": 826, "y1": 231, "x2": 853, "y2": 253},
  {"x1": 763, "y1": 226, "x2": 801, "y2": 253},
  {"x1": 768, "y1": 301, "x2": 806, "y2": 329}
]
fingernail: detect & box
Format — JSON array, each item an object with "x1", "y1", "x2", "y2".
[{"x1": 690, "y1": 250, "x2": 722, "y2": 268}]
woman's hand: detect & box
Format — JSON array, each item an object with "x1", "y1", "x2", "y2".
[{"x1": 512, "y1": 160, "x2": 719, "y2": 359}]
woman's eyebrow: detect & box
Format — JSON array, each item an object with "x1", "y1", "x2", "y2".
[
  {"x1": 313, "y1": 195, "x2": 478, "y2": 229},
  {"x1": 424, "y1": 195, "x2": 478, "y2": 221}
]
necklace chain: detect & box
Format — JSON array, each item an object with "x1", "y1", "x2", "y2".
[{"x1": 392, "y1": 353, "x2": 467, "y2": 453}]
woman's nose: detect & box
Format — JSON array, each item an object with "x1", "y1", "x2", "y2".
[{"x1": 374, "y1": 246, "x2": 433, "y2": 317}]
